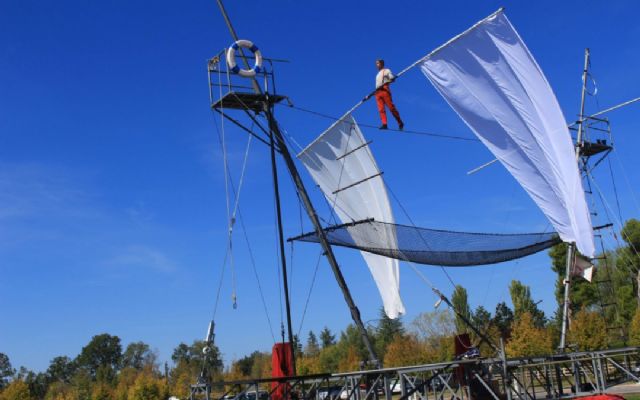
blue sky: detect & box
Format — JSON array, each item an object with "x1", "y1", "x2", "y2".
[{"x1": 1, "y1": 1, "x2": 639, "y2": 373}]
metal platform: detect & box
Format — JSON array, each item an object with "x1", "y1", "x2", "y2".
[
  {"x1": 580, "y1": 140, "x2": 613, "y2": 157},
  {"x1": 212, "y1": 91, "x2": 286, "y2": 112}
]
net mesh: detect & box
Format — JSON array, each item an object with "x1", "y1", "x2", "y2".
[{"x1": 290, "y1": 220, "x2": 560, "y2": 267}]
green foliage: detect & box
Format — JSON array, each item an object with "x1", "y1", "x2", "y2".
[
  {"x1": 305, "y1": 331, "x2": 319, "y2": 357},
  {"x1": 46, "y1": 357, "x2": 76, "y2": 384},
  {"x1": 492, "y1": 302, "x2": 514, "y2": 338},
  {"x1": 122, "y1": 342, "x2": 156, "y2": 371},
  {"x1": 451, "y1": 285, "x2": 471, "y2": 334},
  {"x1": 319, "y1": 327, "x2": 335, "y2": 348},
  {"x1": 548, "y1": 244, "x2": 598, "y2": 314},
  {"x1": 76, "y1": 334, "x2": 122, "y2": 378},
  {"x1": 0, "y1": 354, "x2": 15, "y2": 390},
  {"x1": 509, "y1": 280, "x2": 546, "y2": 327},
  {"x1": 375, "y1": 307, "x2": 404, "y2": 360}
]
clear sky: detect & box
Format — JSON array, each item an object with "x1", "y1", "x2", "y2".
[{"x1": 1, "y1": 0, "x2": 639, "y2": 373}]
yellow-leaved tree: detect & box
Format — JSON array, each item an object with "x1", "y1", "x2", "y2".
[
  {"x1": 383, "y1": 334, "x2": 427, "y2": 367},
  {"x1": 127, "y1": 372, "x2": 167, "y2": 400},
  {"x1": 569, "y1": 310, "x2": 607, "y2": 351},
  {"x1": 628, "y1": 308, "x2": 640, "y2": 346},
  {"x1": 0, "y1": 380, "x2": 33, "y2": 400},
  {"x1": 506, "y1": 312, "x2": 553, "y2": 357}
]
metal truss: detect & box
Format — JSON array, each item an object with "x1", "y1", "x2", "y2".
[{"x1": 192, "y1": 347, "x2": 640, "y2": 400}]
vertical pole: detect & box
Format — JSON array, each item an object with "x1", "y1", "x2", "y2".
[
  {"x1": 500, "y1": 337, "x2": 512, "y2": 400},
  {"x1": 560, "y1": 48, "x2": 591, "y2": 352},
  {"x1": 266, "y1": 105, "x2": 380, "y2": 366},
  {"x1": 267, "y1": 106, "x2": 297, "y2": 375},
  {"x1": 559, "y1": 244, "x2": 575, "y2": 350}
]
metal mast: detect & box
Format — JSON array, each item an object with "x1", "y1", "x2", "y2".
[
  {"x1": 213, "y1": 0, "x2": 380, "y2": 367},
  {"x1": 559, "y1": 48, "x2": 590, "y2": 351}
]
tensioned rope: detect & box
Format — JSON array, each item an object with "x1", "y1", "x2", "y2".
[{"x1": 279, "y1": 104, "x2": 479, "y2": 143}]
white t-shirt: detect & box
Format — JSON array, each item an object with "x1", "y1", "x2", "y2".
[{"x1": 375, "y1": 68, "x2": 395, "y2": 88}]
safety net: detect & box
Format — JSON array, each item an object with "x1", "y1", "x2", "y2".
[{"x1": 289, "y1": 220, "x2": 560, "y2": 267}]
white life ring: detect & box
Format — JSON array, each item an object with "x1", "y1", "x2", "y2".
[{"x1": 226, "y1": 40, "x2": 263, "y2": 78}]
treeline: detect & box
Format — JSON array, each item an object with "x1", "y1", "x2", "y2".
[
  {"x1": 0, "y1": 336, "x2": 223, "y2": 400},
  {"x1": 2, "y1": 220, "x2": 640, "y2": 399}
]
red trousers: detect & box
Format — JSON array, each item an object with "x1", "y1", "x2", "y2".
[{"x1": 375, "y1": 86, "x2": 402, "y2": 125}]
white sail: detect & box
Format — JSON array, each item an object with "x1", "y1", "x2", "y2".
[
  {"x1": 298, "y1": 115, "x2": 405, "y2": 319},
  {"x1": 420, "y1": 12, "x2": 595, "y2": 258}
]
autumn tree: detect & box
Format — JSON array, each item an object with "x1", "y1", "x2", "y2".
[
  {"x1": 628, "y1": 308, "x2": 640, "y2": 346},
  {"x1": 127, "y1": 372, "x2": 167, "y2": 400},
  {"x1": 569, "y1": 310, "x2": 607, "y2": 350},
  {"x1": 0, "y1": 379, "x2": 33, "y2": 400},
  {"x1": 506, "y1": 312, "x2": 553, "y2": 357},
  {"x1": 383, "y1": 334, "x2": 426, "y2": 367}
]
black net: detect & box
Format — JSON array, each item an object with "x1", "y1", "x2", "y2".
[{"x1": 290, "y1": 220, "x2": 560, "y2": 267}]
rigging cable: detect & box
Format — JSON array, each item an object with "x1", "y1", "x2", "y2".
[
  {"x1": 210, "y1": 116, "x2": 276, "y2": 341},
  {"x1": 613, "y1": 149, "x2": 640, "y2": 217},
  {"x1": 217, "y1": 64, "x2": 237, "y2": 310},
  {"x1": 587, "y1": 169, "x2": 640, "y2": 260},
  {"x1": 278, "y1": 103, "x2": 479, "y2": 143}
]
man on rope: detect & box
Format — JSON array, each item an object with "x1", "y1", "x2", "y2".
[{"x1": 375, "y1": 59, "x2": 403, "y2": 130}]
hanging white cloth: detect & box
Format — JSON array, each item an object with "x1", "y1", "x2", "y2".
[
  {"x1": 420, "y1": 11, "x2": 595, "y2": 258},
  {"x1": 298, "y1": 115, "x2": 405, "y2": 318}
]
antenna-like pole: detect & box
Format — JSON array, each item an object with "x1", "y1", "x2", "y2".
[
  {"x1": 213, "y1": 0, "x2": 379, "y2": 367},
  {"x1": 560, "y1": 48, "x2": 590, "y2": 351}
]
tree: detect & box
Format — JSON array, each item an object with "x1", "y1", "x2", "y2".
[
  {"x1": 509, "y1": 280, "x2": 546, "y2": 327},
  {"x1": 548, "y1": 244, "x2": 599, "y2": 317},
  {"x1": 451, "y1": 285, "x2": 471, "y2": 334},
  {"x1": 410, "y1": 310, "x2": 455, "y2": 363},
  {"x1": 127, "y1": 372, "x2": 166, "y2": 400},
  {"x1": 305, "y1": 331, "x2": 320, "y2": 357},
  {"x1": 170, "y1": 341, "x2": 222, "y2": 379},
  {"x1": 493, "y1": 302, "x2": 514, "y2": 338},
  {"x1": 46, "y1": 356, "x2": 76, "y2": 384},
  {"x1": 618, "y1": 219, "x2": 640, "y2": 313},
  {"x1": 628, "y1": 308, "x2": 640, "y2": 346},
  {"x1": 76, "y1": 334, "x2": 122, "y2": 377},
  {"x1": 337, "y1": 325, "x2": 368, "y2": 363},
  {"x1": 569, "y1": 310, "x2": 607, "y2": 351},
  {"x1": 383, "y1": 334, "x2": 426, "y2": 367},
  {"x1": 122, "y1": 342, "x2": 157, "y2": 371},
  {"x1": 505, "y1": 312, "x2": 553, "y2": 357},
  {"x1": 0, "y1": 353, "x2": 15, "y2": 390},
  {"x1": 375, "y1": 307, "x2": 404, "y2": 358},
  {"x1": 0, "y1": 379, "x2": 33, "y2": 400},
  {"x1": 411, "y1": 309, "x2": 456, "y2": 340},
  {"x1": 319, "y1": 327, "x2": 335, "y2": 348}
]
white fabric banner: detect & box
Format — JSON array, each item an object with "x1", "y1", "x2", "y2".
[
  {"x1": 420, "y1": 12, "x2": 595, "y2": 258},
  {"x1": 298, "y1": 115, "x2": 405, "y2": 318}
]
